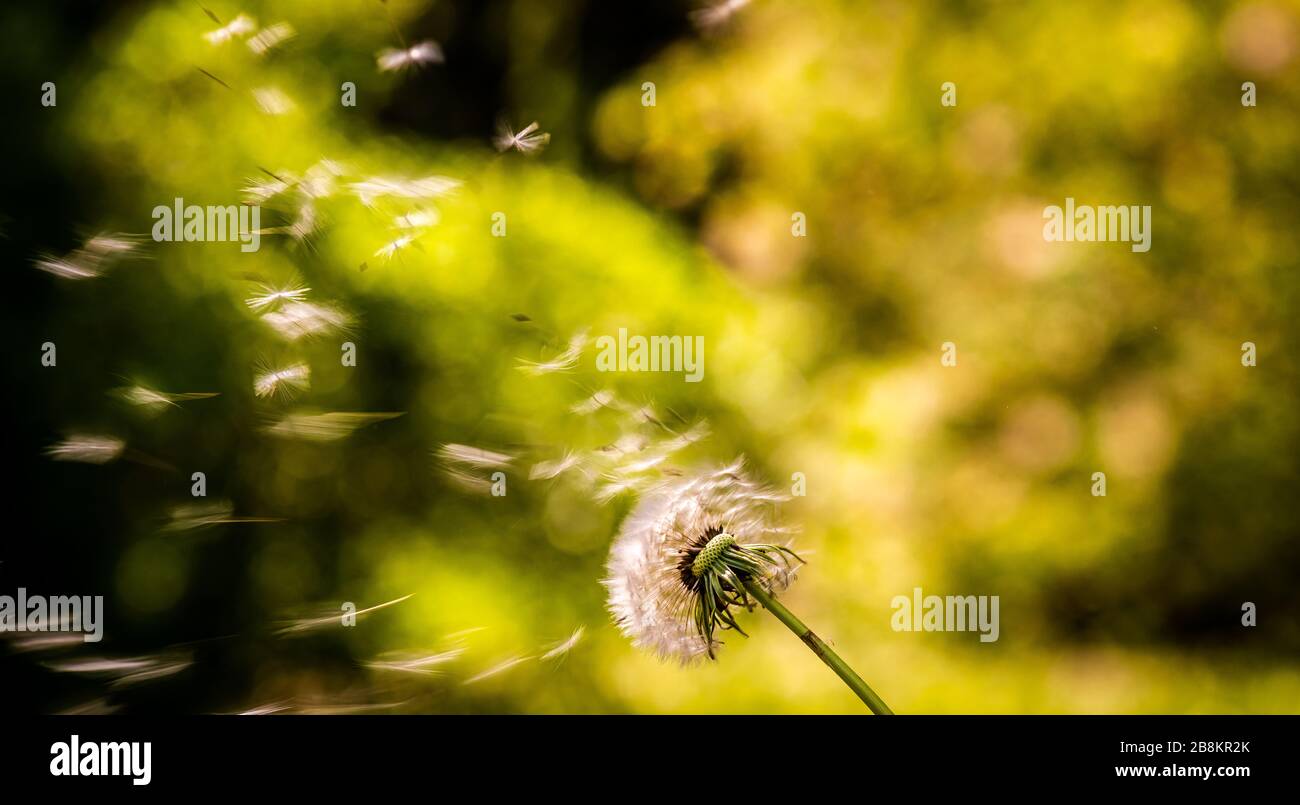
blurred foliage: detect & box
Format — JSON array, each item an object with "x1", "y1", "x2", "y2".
[{"x1": 2, "y1": 0, "x2": 1298, "y2": 713}]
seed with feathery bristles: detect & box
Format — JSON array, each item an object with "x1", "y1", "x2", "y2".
[
  {"x1": 376, "y1": 40, "x2": 444, "y2": 72},
  {"x1": 203, "y1": 13, "x2": 256, "y2": 44},
  {"x1": 246, "y1": 22, "x2": 295, "y2": 56},
  {"x1": 494, "y1": 119, "x2": 551, "y2": 155},
  {"x1": 253, "y1": 361, "x2": 310, "y2": 398}
]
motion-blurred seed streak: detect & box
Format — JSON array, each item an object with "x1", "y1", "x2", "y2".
[
  {"x1": 162, "y1": 501, "x2": 284, "y2": 532},
  {"x1": 246, "y1": 22, "x2": 295, "y2": 56},
  {"x1": 494, "y1": 119, "x2": 551, "y2": 155},
  {"x1": 436, "y1": 443, "x2": 516, "y2": 469},
  {"x1": 571, "y1": 389, "x2": 618, "y2": 415},
  {"x1": 113, "y1": 384, "x2": 219, "y2": 416},
  {"x1": 44, "y1": 653, "x2": 193, "y2": 687},
  {"x1": 260, "y1": 300, "x2": 353, "y2": 340},
  {"x1": 374, "y1": 233, "x2": 421, "y2": 262},
  {"x1": 252, "y1": 86, "x2": 296, "y2": 116},
  {"x1": 253, "y1": 361, "x2": 311, "y2": 398},
  {"x1": 539, "y1": 626, "x2": 585, "y2": 663},
  {"x1": 690, "y1": 0, "x2": 751, "y2": 32},
  {"x1": 376, "y1": 40, "x2": 444, "y2": 72},
  {"x1": 347, "y1": 175, "x2": 460, "y2": 207},
  {"x1": 365, "y1": 647, "x2": 465, "y2": 676},
  {"x1": 261, "y1": 411, "x2": 405, "y2": 442},
  {"x1": 294, "y1": 700, "x2": 408, "y2": 715},
  {"x1": 58, "y1": 699, "x2": 122, "y2": 716},
  {"x1": 33, "y1": 232, "x2": 141, "y2": 280},
  {"x1": 461, "y1": 654, "x2": 534, "y2": 685},
  {"x1": 245, "y1": 282, "x2": 311, "y2": 311},
  {"x1": 274, "y1": 593, "x2": 414, "y2": 637},
  {"x1": 529, "y1": 451, "x2": 587, "y2": 481},
  {"x1": 46, "y1": 434, "x2": 126, "y2": 464},
  {"x1": 202, "y1": 12, "x2": 256, "y2": 44},
  {"x1": 7, "y1": 634, "x2": 87, "y2": 653},
  {"x1": 516, "y1": 329, "x2": 588, "y2": 375}
]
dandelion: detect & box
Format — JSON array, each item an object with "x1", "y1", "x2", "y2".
[
  {"x1": 494, "y1": 119, "x2": 551, "y2": 155},
  {"x1": 253, "y1": 361, "x2": 311, "y2": 398},
  {"x1": 603, "y1": 459, "x2": 893, "y2": 714},
  {"x1": 436, "y1": 443, "x2": 516, "y2": 469},
  {"x1": 252, "y1": 86, "x2": 296, "y2": 115},
  {"x1": 161, "y1": 500, "x2": 283, "y2": 532},
  {"x1": 376, "y1": 40, "x2": 444, "y2": 72},
  {"x1": 245, "y1": 281, "x2": 311, "y2": 311},
  {"x1": 262, "y1": 411, "x2": 405, "y2": 442},
  {"x1": 365, "y1": 648, "x2": 465, "y2": 676},
  {"x1": 373, "y1": 233, "x2": 420, "y2": 262},
  {"x1": 261, "y1": 300, "x2": 352, "y2": 340},
  {"x1": 113, "y1": 384, "x2": 219, "y2": 416},
  {"x1": 33, "y1": 232, "x2": 141, "y2": 280},
  {"x1": 516, "y1": 328, "x2": 588, "y2": 375},
  {"x1": 540, "y1": 626, "x2": 585, "y2": 663},
  {"x1": 246, "y1": 22, "x2": 295, "y2": 56},
  {"x1": 571, "y1": 389, "x2": 618, "y2": 415},
  {"x1": 529, "y1": 450, "x2": 586, "y2": 480},
  {"x1": 393, "y1": 208, "x2": 439, "y2": 229},
  {"x1": 46, "y1": 434, "x2": 125, "y2": 464},
  {"x1": 275, "y1": 593, "x2": 414, "y2": 636},
  {"x1": 203, "y1": 13, "x2": 256, "y2": 44},
  {"x1": 462, "y1": 654, "x2": 533, "y2": 685},
  {"x1": 348, "y1": 175, "x2": 461, "y2": 206},
  {"x1": 690, "y1": 0, "x2": 750, "y2": 32}
]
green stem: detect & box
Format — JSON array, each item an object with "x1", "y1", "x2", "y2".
[{"x1": 741, "y1": 577, "x2": 894, "y2": 715}]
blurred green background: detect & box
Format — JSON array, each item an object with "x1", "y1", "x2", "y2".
[{"x1": 2, "y1": 0, "x2": 1298, "y2": 713}]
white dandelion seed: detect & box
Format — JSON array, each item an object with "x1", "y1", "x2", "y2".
[
  {"x1": 603, "y1": 459, "x2": 799, "y2": 663},
  {"x1": 261, "y1": 411, "x2": 405, "y2": 442},
  {"x1": 348, "y1": 175, "x2": 461, "y2": 207},
  {"x1": 45, "y1": 652, "x2": 193, "y2": 688},
  {"x1": 462, "y1": 654, "x2": 533, "y2": 685},
  {"x1": 571, "y1": 389, "x2": 618, "y2": 415},
  {"x1": 393, "y1": 208, "x2": 440, "y2": 229},
  {"x1": 376, "y1": 40, "x2": 444, "y2": 72},
  {"x1": 162, "y1": 500, "x2": 283, "y2": 532},
  {"x1": 33, "y1": 232, "x2": 141, "y2": 280},
  {"x1": 261, "y1": 300, "x2": 352, "y2": 340},
  {"x1": 365, "y1": 647, "x2": 465, "y2": 676},
  {"x1": 436, "y1": 443, "x2": 516, "y2": 469},
  {"x1": 529, "y1": 450, "x2": 586, "y2": 481},
  {"x1": 245, "y1": 281, "x2": 311, "y2": 311},
  {"x1": 275, "y1": 593, "x2": 414, "y2": 636},
  {"x1": 252, "y1": 86, "x2": 296, "y2": 115},
  {"x1": 113, "y1": 384, "x2": 219, "y2": 416},
  {"x1": 690, "y1": 0, "x2": 750, "y2": 32},
  {"x1": 247, "y1": 21, "x2": 295, "y2": 55},
  {"x1": 253, "y1": 361, "x2": 311, "y2": 398},
  {"x1": 203, "y1": 13, "x2": 256, "y2": 44},
  {"x1": 373, "y1": 233, "x2": 421, "y2": 262},
  {"x1": 540, "y1": 626, "x2": 585, "y2": 663},
  {"x1": 494, "y1": 119, "x2": 551, "y2": 155},
  {"x1": 516, "y1": 328, "x2": 588, "y2": 376},
  {"x1": 46, "y1": 435, "x2": 126, "y2": 464}
]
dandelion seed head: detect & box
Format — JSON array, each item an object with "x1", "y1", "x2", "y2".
[{"x1": 603, "y1": 459, "x2": 798, "y2": 663}]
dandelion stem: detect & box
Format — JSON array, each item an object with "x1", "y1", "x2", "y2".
[{"x1": 740, "y1": 577, "x2": 894, "y2": 715}]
